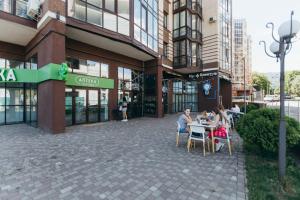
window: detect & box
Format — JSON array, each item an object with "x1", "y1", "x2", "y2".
[
  {"x1": 163, "y1": 43, "x2": 168, "y2": 58},
  {"x1": 163, "y1": 12, "x2": 168, "y2": 29},
  {"x1": 134, "y1": 0, "x2": 158, "y2": 51},
  {"x1": 105, "y1": 0, "x2": 115, "y2": 12},
  {"x1": 118, "y1": 0, "x2": 129, "y2": 19},
  {"x1": 66, "y1": 58, "x2": 109, "y2": 78},
  {"x1": 68, "y1": 0, "x2": 130, "y2": 36}
]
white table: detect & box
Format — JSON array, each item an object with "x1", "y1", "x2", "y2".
[{"x1": 187, "y1": 121, "x2": 217, "y2": 153}]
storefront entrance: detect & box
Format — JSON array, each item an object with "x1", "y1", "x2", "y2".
[
  {"x1": 65, "y1": 87, "x2": 109, "y2": 126},
  {"x1": 0, "y1": 83, "x2": 37, "y2": 126}
]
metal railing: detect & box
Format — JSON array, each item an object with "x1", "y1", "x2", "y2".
[{"x1": 267, "y1": 100, "x2": 300, "y2": 123}]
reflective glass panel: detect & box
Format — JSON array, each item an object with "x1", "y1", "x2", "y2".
[
  {"x1": 118, "y1": 0, "x2": 129, "y2": 19},
  {"x1": 6, "y1": 106, "x2": 24, "y2": 123},
  {"x1": 104, "y1": 12, "x2": 117, "y2": 31},
  {"x1": 87, "y1": 5, "x2": 102, "y2": 26},
  {"x1": 88, "y1": 90, "x2": 99, "y2": 123},
  {"x1": 118, "y1": 17, "x2": 129, "y2": 36},
  {"x1": 100, "y1": 63, "x2": 109, "y2": 78}
]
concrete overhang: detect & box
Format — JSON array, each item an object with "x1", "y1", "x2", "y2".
[
  {"x1": 66, "y1": 26, "x2": 156, "y2": 62},
  {"x1": 0, "y1": 18, "x2": 37, "y2": 46}
]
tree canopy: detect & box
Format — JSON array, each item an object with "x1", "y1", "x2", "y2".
[
  {"x1": 252, "y1": 73, "x2": 271, "y2": 92},
  {"x1": 286, "y1": 70, "x2": 300, "y2": 96}
]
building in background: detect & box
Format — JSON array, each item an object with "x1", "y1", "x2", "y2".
[
  {"x1": 200, "y1": 0, "x2": 233, "y2": 110},
  {"x1": 0, "y1": 0, "x2": 233, "y2": 133},
  {"x1": 264, "y1": 72, "x2": 280, "y2": 91},
  {"x1": 232, "y1": 18, "x2": 253, "y2": 97}
]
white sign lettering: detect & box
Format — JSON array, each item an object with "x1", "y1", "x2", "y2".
[{"x1": 0, "y1": 69, "x2": 17, "y2": 82}]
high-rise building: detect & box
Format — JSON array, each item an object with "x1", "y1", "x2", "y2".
[
  {"x1": 0, "y1": 0, "x2": 233, "y2": 133},
  {"x1": 232, "y1": 18, "x2": 252, "y2": 96}
]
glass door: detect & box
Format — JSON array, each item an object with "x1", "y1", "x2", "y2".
[
  {"x1": 88, "y1": 90, "x2": 99, "y2": 123},
  {"x1": 75, "y1": 89, "x2": 87, "y2": 124},
  {"x1": 100, "y1": 89, "x2": 109, "y2": 121},
  {"x1": 65, "y1": 88, "x2": 73, "y2": 126}
]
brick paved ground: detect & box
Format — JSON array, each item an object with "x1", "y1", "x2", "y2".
[{"x1": 0, "y1": 114, "x2": 247, "y2": 200}]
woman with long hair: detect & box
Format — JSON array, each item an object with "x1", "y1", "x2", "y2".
[{"x1": 208, "y1": 107, "x2": 227, "y2": 152}]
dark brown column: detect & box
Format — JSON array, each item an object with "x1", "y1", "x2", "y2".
[
  {"x1": 156, "y1": 64, "x2": 163, "y2": 118},
  {"x1": 109, "y1": 64, "x2": 118, "y2": 120},
  {"x1": 168, "y1": 79, "x2": 173, "y2": 114},
  {"x1": 36, "y1": 22, "x2": 66, "y2": 134}
]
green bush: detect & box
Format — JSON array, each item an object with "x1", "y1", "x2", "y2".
[
  {"x1": 240, "y1": 103, "x2": 260, "y2": 113},
  {"x1": 237, "y1": 108, "x2": 300, "y2": 153}
]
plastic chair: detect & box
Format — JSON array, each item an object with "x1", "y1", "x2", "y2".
[{"x1": 187, "y1": 125, "x2": 210, "y2": 156}]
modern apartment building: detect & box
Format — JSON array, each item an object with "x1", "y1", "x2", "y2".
[
  {"x1": 0, "y1": 0, "x2": 233, "y2": 133},
  {"x1": 232, "y1": 18, "x2": 252, "y2": 96}
]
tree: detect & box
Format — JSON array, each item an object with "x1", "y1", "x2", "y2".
[
  {"x1": 290, "y1": 75, "x2": 300, "y2": 96},
  {"x1": 286, "y1": 71, "x2": 300, "y2": 96},
  {"x1": 252, "y1": 73, "x2": 271, "y2": 94}
]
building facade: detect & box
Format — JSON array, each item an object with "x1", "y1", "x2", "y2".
[
  {"x1": 0, "y1": 0, "x2": 233, "y2": 133},
  {"x1": 232, "y1": 18, "x2": 252, "y2": 97}
]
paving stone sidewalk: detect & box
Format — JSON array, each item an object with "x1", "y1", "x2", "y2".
[{"x1": 0, "y1": 114, "x2": 247, "y2": 200}]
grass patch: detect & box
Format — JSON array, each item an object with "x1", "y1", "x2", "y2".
[{"x1": 245, "y1": 147, "x2": 300, "y2": 200}]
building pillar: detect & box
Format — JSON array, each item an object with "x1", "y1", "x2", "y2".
[
  {"x1": 168, "y1": 79, "x2": 173, "y2": 114},
  {"x1": 36, "y1": 21, "x2": 66, "y2": 133},
  {"x1": 156, "y1": 63, "x2": 163, "y2": 118},
  {"x1": 109, "y1": 64, "x2": 118, "y2": 120}
]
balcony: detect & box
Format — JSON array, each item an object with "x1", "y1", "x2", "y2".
[
  {"x1": 173, "y1": 55, "x2": 202, "y2": 69},
  {"x1": 173, "y1": 0, "x2": 202, "y2": 18},
  {"x1": 173, "y1": 26, "x2": 202, "y2": 43}
]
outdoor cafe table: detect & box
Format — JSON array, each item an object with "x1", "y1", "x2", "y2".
[{"x1": 187, "y1": 121, "x2": 217, "y2": 153}]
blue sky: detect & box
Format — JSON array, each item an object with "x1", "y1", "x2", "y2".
[{"x1": 233, "y1": 0, "x2": 300, "y2": 73}]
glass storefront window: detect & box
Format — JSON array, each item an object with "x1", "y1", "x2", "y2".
[
  {"x1": 5, "y1": 88, "x2": 24, "y2": 105},
  {"x1": 100, "y1": 89, "x2": 109, "y2": 121},
  {"x1": 100, "y1": 63, "x2": 109, "y2": 78},
  {"x1": 75, "y1": 89, "x2": 87, "y2": 124},
  {"x1": 87, "y1": 60, "x2": 100, "y2": 77},
  {"x1": 88, "y1": 90, "x2": 99, "y2": 123}
]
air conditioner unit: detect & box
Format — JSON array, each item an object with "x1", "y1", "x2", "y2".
[
  {"x1": 27, "y1": 0, "x2": 40, "y2": 19},
  {"x1": 209, "y1": 17, "x2": 217, "y2": 23}
]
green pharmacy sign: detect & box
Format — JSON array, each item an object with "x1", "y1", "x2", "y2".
[
  {"x1": 0, "y1": 69, "x2": 17, "y2": 82},
  {"x1": 0, "y1": 63, "x2": 114, "y2": 89}
]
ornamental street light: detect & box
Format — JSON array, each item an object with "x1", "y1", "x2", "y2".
[{"x1": 259, "y1": 11, "x2": 300, "y2": 181}]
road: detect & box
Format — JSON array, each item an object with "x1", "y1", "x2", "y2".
[{"x1": 267, "y1": 101, "x2": 300, "y2": 122}]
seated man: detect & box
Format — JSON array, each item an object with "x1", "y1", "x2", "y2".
[{"x1": 177, "y1": 108, "x2": 193, "y2": 133}]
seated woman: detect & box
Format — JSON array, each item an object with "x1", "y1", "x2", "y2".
[
  {"x1": 218, "y1": 104, "x2": 229, "y2": 125},
  {"x1": 208, "y1": 108, "x2": 227, "y2": 152},
  {"x1": 177, "y1": 108, "x2": 193, "y2": 133}
]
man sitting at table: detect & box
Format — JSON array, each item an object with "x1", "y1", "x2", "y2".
[{"x1": 177, "y1": 108, "x2": 193, "y2": 133}]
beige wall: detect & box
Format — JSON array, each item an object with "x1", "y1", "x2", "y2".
[{"x1": 202, "y1": 0, "x2": 219, "y2": 68}]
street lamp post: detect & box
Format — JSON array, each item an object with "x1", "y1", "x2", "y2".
[{"x1": 259, "y1": 11, "x2": 300, "y2": 181}]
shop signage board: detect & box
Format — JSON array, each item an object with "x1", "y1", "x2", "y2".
[
  {"x1": 0, "y1": 63, "x2": 114, "y2": 89},
  {"x1": 188, "y1": 72, "x2": 218, "y2": 79}
]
